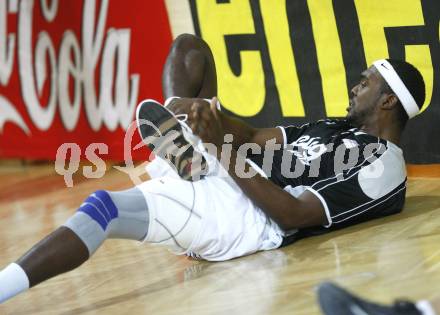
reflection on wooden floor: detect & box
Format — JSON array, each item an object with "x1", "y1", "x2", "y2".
[{"x1": 1, "y1": 163, "x2": 440, "y2": 315}]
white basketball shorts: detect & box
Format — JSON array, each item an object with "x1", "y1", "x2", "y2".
[{"x1": 139, "y1": 157, "x2": 284, "y2": 261}]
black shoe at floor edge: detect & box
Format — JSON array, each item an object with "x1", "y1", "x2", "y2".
[{"x1": 317, "y1": 282, "x2": 422, "y2": 315}]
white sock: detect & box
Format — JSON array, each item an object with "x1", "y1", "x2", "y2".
[
  {"x1": 0, "y1": 263, "x2": 30, "y2": 303},
  {"x1": 417, "y1": 300, "x2": 437, "y2": 315}
]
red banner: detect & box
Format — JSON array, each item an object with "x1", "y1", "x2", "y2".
[{"x1": 0, "y1": 0, "x2": 173, "y2": 160}]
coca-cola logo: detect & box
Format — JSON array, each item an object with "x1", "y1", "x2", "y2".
[{"x1": 0, "y1": 0, "x2": 139, "y2": 134}]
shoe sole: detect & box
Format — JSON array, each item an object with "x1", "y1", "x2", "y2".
[{"x1": 136, "y1": 99, "x2": 207, "y2": 181}]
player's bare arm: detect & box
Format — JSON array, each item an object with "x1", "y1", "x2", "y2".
[
  {"x1": 189, "y1": 98, "x2": 327, "y2": 230},
  {"x1": 166, "y1": 97, "x2": 283, "y2": 150},
  {"x1": 221, "y1": 149, "x2": 327, "y2": 230}
]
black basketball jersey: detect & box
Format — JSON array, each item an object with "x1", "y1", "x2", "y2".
[{"x1": 247, "y1": 119, "x2": 407, "y2": 246}]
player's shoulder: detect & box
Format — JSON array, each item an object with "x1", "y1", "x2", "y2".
[
  {"x1": 280, "y1": 118, "x2": 345, "y2": 130},
  {"x1": 314, "y1": 118, "x2": 356, "y2": 131},
  {"x1": 316, "y1": 118, "x2": 343, "y2": 125}
]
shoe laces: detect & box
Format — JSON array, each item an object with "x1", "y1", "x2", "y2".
[{"x1": 175, "y1": 114, "x2": 188, "y2": 122}]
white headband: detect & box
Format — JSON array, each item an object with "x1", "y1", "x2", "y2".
[{"x1": 373, "y1": 59, "x2": 420, "y2": 118}]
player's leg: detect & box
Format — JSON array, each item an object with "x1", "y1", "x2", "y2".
[
  {"x1": 162, "y1": 33, "x2": 217, "y2": 99},
  {"x1": 0, "y1": 187, "x2": 149, "y2": 303},
  {"x1": 0, "y1": 177, "x2": 204, "y2": 304},
  {"x1": 144, "y1": 34, "x2": 218, "y2": 180}
]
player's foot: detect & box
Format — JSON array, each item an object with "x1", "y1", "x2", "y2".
[
  {"x1": 136, "y1": 99, "x2": 207, "y2": 181},
  {"x1": 318, "y1": 282, "x2": 422, "y2": 315}
]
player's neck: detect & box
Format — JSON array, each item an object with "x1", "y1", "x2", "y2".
[{"x1": 359, "y1": 116, "x2": 402, "y2": 145}]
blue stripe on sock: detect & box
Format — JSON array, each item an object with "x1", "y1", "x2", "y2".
[
  {"x1": 79, "y1": 190, "x2": 119, "y2": 231},
  {"x1": 88, "y1": 195, "x2": 111, "y2": 220},
  {"x1": 94, "y1": 190, "x2": 118, "y2": 220},
  {"x1": 84, "y1": 195, "x2": 111, "y2": 222},
  {"x1": 79, "y1": 203, "x2": 108, "y2": 230}
]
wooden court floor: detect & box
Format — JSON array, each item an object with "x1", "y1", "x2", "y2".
[{"x1": 1, "y1": 163, "x2": 440, "y2": 315}]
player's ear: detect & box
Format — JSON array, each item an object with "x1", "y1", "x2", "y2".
[{"x1": 381, "y1": 93, "x2": 398, "y2": 111}]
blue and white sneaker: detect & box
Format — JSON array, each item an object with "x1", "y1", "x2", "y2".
[
  {"x1": 135, "y1": 99, "x2": 208, "y2": 181},
  {"x1": 318, "y1": 282, "x2": 422, "y2": 315}
]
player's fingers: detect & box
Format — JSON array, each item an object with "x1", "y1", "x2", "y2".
[
  {"x1": 199, "y1": 116, "x2": 208, "y2": 130},
  {"x1": 201, "y1": 108, "x2": 211, "y2": 121},
  {"x1": 204, "y1": 101, "x2": 218, "y2": 121},
  {"x1": 195, "y1": 101, "x2": 205, "y2": 112},
  {"x1": 190, "y1": 122, "x2": 198, "y2": 135},
  {"x1": 195, "y1": 121, "x2": 208, "y2": 139},
  {"x1": 194, "y1": 101, "x2": 207, "y2": 119},
  {"x1": 168, "y1": 98, "x2": 191, "y2": 116},
  {"x1": 190, "y1": 103, "x2": 200, "y2": 123}
]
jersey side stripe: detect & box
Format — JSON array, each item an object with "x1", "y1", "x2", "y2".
[
  {"x1": 330, "y1": 180, "x2": 406, "y2": 220},
  {"x1": 332, "y1": 184, "x2": 406, "y2": 224}
]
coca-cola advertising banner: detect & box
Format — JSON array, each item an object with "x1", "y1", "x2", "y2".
[
  {"x1": 1, "y1": 0, "x2": 439, "y2": 164},
  {"x1": 0, "y1": 0, "x2": 172, "y2": 160}
]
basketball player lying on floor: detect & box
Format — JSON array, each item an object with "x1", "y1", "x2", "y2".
[{"x1": 0, "y1": 34, "x2": 426, "y2": 303}]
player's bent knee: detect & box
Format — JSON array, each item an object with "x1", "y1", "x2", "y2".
[
  {"x1": 63, "y1": 187, "x2": 150, "y2": 256},
  {"x1": 79, "y1": 190, "x2": 119, "y2": 232},
  {"x1": 171, "y1": 33, "x2": 210, "y2": 55},
  {"x1": 63, "y1": 182, "x2": 203, "y2": 257},
  {"x1": 104, "y1": 188, "x2": 149, "y2": 240},
  {"x1": 63, "y1": 190, "x2": 118, "y2": 255},
  {"x1": 173, "y1": 33, "x2": 199, "y2": 48}
]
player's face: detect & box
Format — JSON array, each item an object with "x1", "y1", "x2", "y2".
[{"x1": 346, "y1": 66, "x2": 385, "y2": 127}]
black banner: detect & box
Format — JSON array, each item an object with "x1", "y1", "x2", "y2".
[{"x1": 190, "y1": 0, "x2": 440, "y2": 163}]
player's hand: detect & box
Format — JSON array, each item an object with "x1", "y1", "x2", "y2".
[
  {"x1": 166, "y1": 97, "x2": 209, "y2": 117},
  {"x1": 189, "y1": 97, "x2": 224, "y2": 148}
]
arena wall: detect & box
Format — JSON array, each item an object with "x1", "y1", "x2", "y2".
[{"x1": 0, "y1": 0, "x2": 438, "y2": 163}]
